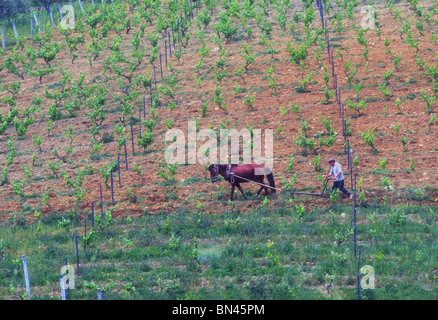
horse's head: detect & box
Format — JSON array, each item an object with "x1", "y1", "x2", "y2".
[{"x1": 208, "y1": 164, "x2": 219, "y2": 183}]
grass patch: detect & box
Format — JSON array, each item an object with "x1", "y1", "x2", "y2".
[{"x1": 0, "y1": 203, "x2": 436, "y2": 300}]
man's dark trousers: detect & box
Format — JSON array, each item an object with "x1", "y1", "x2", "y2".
[{"x1": 332, "y1": 179, "x2": 351, "y2": 196}]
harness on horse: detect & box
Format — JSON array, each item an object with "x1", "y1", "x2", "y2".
[{"x1": 223, "y1": 164, "x2": 235, "y2": 184}]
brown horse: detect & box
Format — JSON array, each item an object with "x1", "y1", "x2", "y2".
[{"x1": 208, "y1": 164, "x2": 276, "y2": 201}]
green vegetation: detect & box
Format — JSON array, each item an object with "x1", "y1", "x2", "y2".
[
  {"x1": 0, "y1": 203, "x2": 436, "y2": 300},
  {"x1": 0, "y1": 0, "x2": 437, "y2": 303}
]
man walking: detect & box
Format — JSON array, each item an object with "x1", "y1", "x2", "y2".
[{"x1": 325, "y1": 158, "x2": 353, "y2": 199}]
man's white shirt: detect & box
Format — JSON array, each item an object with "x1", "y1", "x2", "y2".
[{"x1": 330, "y1": 162, "x2": 344, "y2": 181}]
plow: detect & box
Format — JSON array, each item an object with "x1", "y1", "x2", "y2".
[
  {"x1": 289, "y1": 178, "x2": 331, "y2": 198},
  {"x1": 230, "y1": 172, "x2": 332, "y2": 199}
]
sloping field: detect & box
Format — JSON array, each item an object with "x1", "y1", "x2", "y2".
[{"x1": 0, "y1": 0, "x2": 437, "y2": 301}]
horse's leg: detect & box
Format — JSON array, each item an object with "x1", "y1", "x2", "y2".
[
  {"x1": 256, "y1": 186, "x2": 264, "y2": 196},
  {"x1": 230, "y1": 183, "x2": 235, "y2": 201},
  {"x1": 236, "y1": 183, "x2": 247, "y2": 200},
  {"x1": 265, "y1": 186, "x2": 269, "y2": 195},
  {"x1": 263, "y1": 175, "x2": 272, "y2": 195},
  {"x1": 255, "y1": 175, "x2": 266, "y2": 197},
  {"x1": 257, "y1": 177, "x2": 269, "y2": 196}
]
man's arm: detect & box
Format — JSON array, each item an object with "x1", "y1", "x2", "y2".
[{"x1": 325, "y1": 167, "x2": 334, "y2": 178}]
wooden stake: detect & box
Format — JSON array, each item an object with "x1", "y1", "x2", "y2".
[
  {"x1": 84, "y1": 218, "x2": 87, "y2": 251},
  {"x1": 168, "y1": 31, "x2": 172, "y2": 56},
  {"x1": 100, "y1": 184, "x2": 103, "y2": 219},
  {"x1": 58, "y1": 2, "x2": 63, "y2": 20},
  {"x1": 159, "y1": 52, "x2": 163, "y2": 79},
  {"x1": 91, "y1": 201, "x2": 94, "y2": 228},
  {"x1": 12, "y1": 22, "x2": 18, "y2": 39},
  {"x1": 60, "y1": 274, "x2": 66, "y2": 300},
  {"x1": 1, "y1": 28, "x2": 5, "y2": 49},
  {"x1": 110, "y1": 170, "x2": 114, "y2": 204},
  {"x1": 357, "y1": 249, "x2": 361, "y2": 300},
  {"x1": 139, "y1": 108, "x2": 142, "y2": 138},
  {"x1": 165, "y1": 40, "x2": 168, "y2": 67},
  {"x1": 75, "y1": 235, "x2": 80, "y2": 274},
  {"x1": 22, "y1": 255, "x2": 31, "y2": 299},
  {"x1": 130, "y1": 122, "x2": 135, "y2": 155},
  {"x1": 49, "y1": 7, "x2": 55, "y2": 27},
  {"x1": 65, "y1": 258, "x2": 70, "y2": 300},
  {"x1": 118, "y1": 154, "x2": 121, "y2": 188},
  {"x1": 124, "y1": 139, "x2": 128, "y2": 170}
]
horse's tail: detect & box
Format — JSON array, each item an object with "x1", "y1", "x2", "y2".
[{"x1": 266, "y1": 172, "x2": 276, "y2": 193}]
